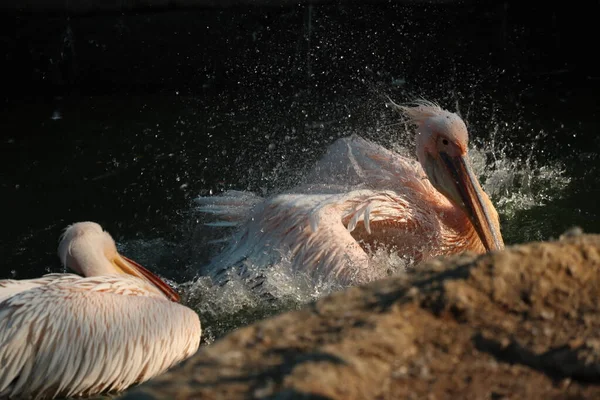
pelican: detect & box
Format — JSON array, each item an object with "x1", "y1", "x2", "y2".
[
  {"x1": 196, "y1": 100, "x2": 504, "y2": 286},
  {"x1": 0, "y1": 222, "x2": 201, "y2": 399}
]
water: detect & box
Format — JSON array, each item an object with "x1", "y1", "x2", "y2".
[
  {"x1": 182, "y1": 97, "x2": 578, "y2": 343},
  {"x1": 1, "y1": 4, "x2": 599, "y2": 345},
  {"x1": 3, "y1": 90, "x2": 582, "y2": 344}
]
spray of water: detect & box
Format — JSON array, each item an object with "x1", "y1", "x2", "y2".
[
  {"x1": 119, "y1": 99, "x2": 572, "y2": 343},
  {"x1": 468, "y1": 124, "x2": 571, "y2": 243}
]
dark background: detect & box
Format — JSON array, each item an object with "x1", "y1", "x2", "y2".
[
  {"x1": 3, "y1": 2, "x2": 599, "y2": 98},
  {"x1": 1, "y1": 1, "x2": 599, "y2": 279}
]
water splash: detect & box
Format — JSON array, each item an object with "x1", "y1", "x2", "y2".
[
  {"x1": 468, "y1": 123, "x2": 571, "y2": 243},
  {"x1": 131, "y1": 101, "x2": 574, "y2": 343},
  {"x1": 179, "y1": 232, "x2": 416, "y2": 344},
  {"x1": 181, "y1": 261, "x2": 345, "y2": 344},
  {"x1": 472, "y1": 145, "x2": 570, "y2": 217}
]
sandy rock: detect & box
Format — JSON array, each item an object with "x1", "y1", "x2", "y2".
[{"x1": 121, "y1": 233, "x2": 600, "y2": 399}]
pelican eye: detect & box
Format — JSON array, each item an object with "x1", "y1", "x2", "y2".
[{"x1": 442, "y1": 139, "x2": 449, "y2": 145}]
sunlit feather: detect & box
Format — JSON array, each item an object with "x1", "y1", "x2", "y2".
[
  {"x1": 0, "y1": 222, "x2": 201, "y2": 399},
  {"x1": 196, "y1": 101, "x2": 504, "y2": 288}
]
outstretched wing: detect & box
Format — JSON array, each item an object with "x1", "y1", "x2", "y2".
[
  {"x1": 202, "y1": 192, "x2": 373, "y2": 287},
  {"x1": 0, "y1": 275, "x2": 201, "y2": 399},
  {"x1": 299, "y1": 135, "x2": 434, "y2": 197},
  {"x1": 197, "y1": 136, "x2": 441, "y2": 288},
  {"x1": 202, "y1": 188, "x2": 439, "y2": 287},
  {"x1": 195, "y1": 190, "x2": 264, "y2": 228}
]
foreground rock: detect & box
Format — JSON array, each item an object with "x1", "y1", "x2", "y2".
[{"x1": 121, "y1": 233, "x2": 600, "y2": 399}]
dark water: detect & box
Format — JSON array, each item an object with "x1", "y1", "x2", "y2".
[{"x1": 1, "y1": 3, "x2": 599, "y2": 288}]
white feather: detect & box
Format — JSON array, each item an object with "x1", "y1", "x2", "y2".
[
  {"x1": 195, "y1": 124, "x2": 496, "y2": 291},
  {"x1": 0, "y1": 275, "x2": 201, "y2": 399},
  {"x1": 0, "y1": 222, "x2": 202, "y2": 399},
  {"x1": 363, "y1": 201, "x2": 375, "y2": 235}
]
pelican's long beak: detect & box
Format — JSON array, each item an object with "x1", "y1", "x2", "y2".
[
  {"x1": 113, "y1": 254, "x2": 181, "y2": 302},
  {"x1": 437, "y1": 152, "x2": 504, "y2": 252}
]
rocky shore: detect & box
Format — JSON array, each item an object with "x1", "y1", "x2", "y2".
[{"x1": 121, "y1": 231, "x2": 600, "y2": 399}]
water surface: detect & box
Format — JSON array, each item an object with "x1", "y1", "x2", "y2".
[{"x1": 1, "y1": 3, "x2": 599, "y2": 342}]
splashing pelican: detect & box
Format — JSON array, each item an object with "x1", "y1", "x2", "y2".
[
  {"x1": 0, "y1": 222, "x2": 201, "y2": 399},
  {"x1": 196, "y1": 100, "x2": 504, "y2": 286}
]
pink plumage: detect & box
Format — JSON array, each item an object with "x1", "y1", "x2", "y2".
[
  {"x1": 197, "y1": 100, "x2": 504, "y2": 287},
  {"x1": 0, "y1": 222, "x2": 201, "y2": 399}
]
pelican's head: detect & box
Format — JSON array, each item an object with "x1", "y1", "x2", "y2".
[
  {"x1": 396, "y1": 100, "x2": 504, "y2": 252},
  {"x1": 58, "y1": 221, "x2": 180, "y2": 301}
]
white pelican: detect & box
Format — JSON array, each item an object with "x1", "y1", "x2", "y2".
[
  {"x1": 0, "y1": 222, "x2": 201, "y2": 399},
  {"x1": 196, "y1": 100, "x2": 504, "y2": 286}
]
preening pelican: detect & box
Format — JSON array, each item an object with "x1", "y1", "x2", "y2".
[
  {"x1": 196, "y1": 100, "x2": 504, "y2": 286},
  {"x1": 0, "y1": 222, "x2": 201, "y2": 400}
]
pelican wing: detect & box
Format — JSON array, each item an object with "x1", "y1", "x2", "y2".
[
  {"x1": 202, "y1": 187, "x2": 438, "y2": 287},
  {"x1": 300, "y1": 135, "x2": 434, "y2": 196},
  {"x1": 198, "y1": 136, "x2": 443, "y2": 288},
  {"x1": 0, "y1": 274, "x2": 70, "y2": 303},
  {"x1": 0, "y1": 275, "x2": 201, "y2": 399},
  {"x1": 203, "y1": 191, "x2": 375, "y2": 287}
]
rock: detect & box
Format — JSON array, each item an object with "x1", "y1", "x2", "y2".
[{"x1": 120, "y1": 234, "x2": 600, "y2": 399}]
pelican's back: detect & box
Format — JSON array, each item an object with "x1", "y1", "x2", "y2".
[
  {"x1": 0, "y1": 274, "x2": 69, "y2": 303},
  {"x1": 0, "y1": 275, "x2": 201, "y2": 399}
]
